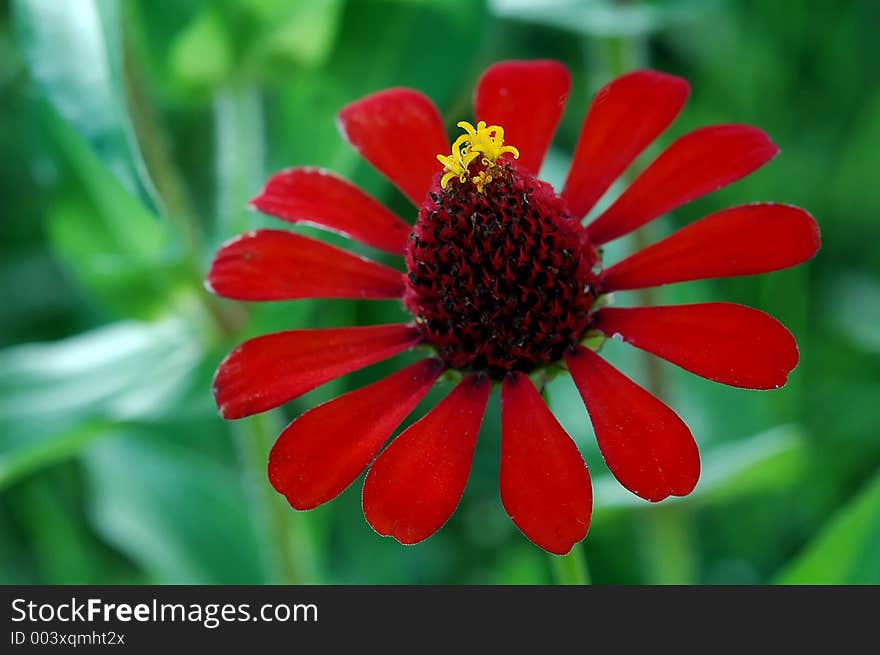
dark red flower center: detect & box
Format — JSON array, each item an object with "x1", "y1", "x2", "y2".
[{"x1": 404, "y1": 162, "x2": 600, "y2": 378}]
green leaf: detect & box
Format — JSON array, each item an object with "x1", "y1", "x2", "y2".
[
  {"x1": 245, "y1": 0, "x2": 344, "y2": 69},
  {"x1": 84, "y1": 431, "x2": 269, "y2": 584},
  {"x1": 824, "y1": 273, "x2": 880, "y2": 354},
  {"x1": 13, "y1": 0, "x2": 161, "y2": 212},
  {"x1": 47, "y1": 200, "x2": 178, "y2": 318},
  {"x1": 0, "y1": 421, "x2": 113, "y2": 491},
  {"x1": 43, "y1": 105, "x2": 166, "y2": 259},
  {"x1": 489, "y1": 0, "x2": 722, "y2": 37},
  {"x1": 828, "y1": 87, "x2": 880, "y2": 222},
  {"x1": 168, "y1": 3, "x2": 233, "y2": 91},
  {"x1": 168, "y1": 0, "x2": 344, "y2": 93},
  {"x1": 0, "y1": 318, "x2": 203, "y2": 488},
  {"x1": 9, "y1": 477, "x2": 110, "y2": 584},
  {"x1": 592, "y1": 424, "x2": 808, "y2": 518},
  {"x1": 775, "y1": 470, "x2": 880, "y2": 584},
  {"x1": 40, "y1": 103, "x2": 181, "y2": 317}
]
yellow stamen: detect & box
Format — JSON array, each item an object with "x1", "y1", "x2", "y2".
[
  {"x1": 471, "y1": 170, "x2": 493, "y2": 193},
  {"x1": 436, "y1": 120, "x2": 519, "y2": 193}
]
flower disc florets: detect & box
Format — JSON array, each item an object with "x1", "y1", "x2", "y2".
[{"x1": 405, "y1": 154, "x2": 599, "y2": 378}]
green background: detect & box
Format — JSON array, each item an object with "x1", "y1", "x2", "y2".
[{"x1": 2, "y1": 0, "x2": 878, "y2": 585}]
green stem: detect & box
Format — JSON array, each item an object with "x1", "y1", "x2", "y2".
[
  {"x1": 213, "y1": 83, "x2": 265, "y2": 239},
  {"x1": 121, "y1": 30, "x2": 242, "y2": 338},
  {"x1": 551, "y1": 543, "x2": 591, "y2": 585},
  {"x1": 643, "y1": 507, "x2": 696, "y2": 585},
  {"x1": 122, "y1": 37, "x2": 198, "y2": 251},
  {"x1": 601, "y1": 3, "x2": 698, "y2": 586},
  {"x1": 213, "y1": 81, "x2": 312, "y2": 584},
  {"x1": 541, "y1": 386, "x2": 591, "y2": 585},
  {"x1": 235, "y1": 413, "x2": 303, "y2": 585}
]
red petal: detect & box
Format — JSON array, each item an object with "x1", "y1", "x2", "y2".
[
  {"x1": 562, "y1": 70, "x2": 690, "y2": 219},
  {"x1": 474, "y1": 60, "x2": 571, "y2": 175},
  {"x1": 565, "y1": 346, "x2": 700, "y2": 502},
  {"x1": 602, "y1": 203, "x2": 820, "y2": 290},
  {"x1": 363, "y1": 374, "x2": 491, "y2": 545},
  {"x1": 250, "y1": 167, "x2": 412, "y2": 254},
  {"x1": 214, "y1": 324, "x2": 422, "y2": 419},
  {"x1": 206, "y1": 229, "x2": 405, "y2": 301},
  {"x1": 500, "y1": 372, "x2": 592, "y2": 555},
  {"x1": 338, "y1": 88, "x2": 447, "y2": 205},
  {"x1": 594, "y1": 303, "x2": 799, "y2": 389},
  {"x1": 586, "y1": 125, "x2": 780, "y2": 245},
  {"x1": 269, "y1": 359, "x2": 443, "y2": 510}
]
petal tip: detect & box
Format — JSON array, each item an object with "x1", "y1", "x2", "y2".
[
  {"x1": 216, "y1": 402, "x2": 245, "y2": 421},
  {"x1": 335, "y1": 112, "x2": 354, "y2": 148},
  {"x1": 269, "y1": 456, "x2": 331, "y2": 512},
  {"x1": 202, "y1": 276, "x2": 217, "y2": 296},
  {"x1": 638, "y1": 477, "x2": 699, "y2": 503},
  {"x1": 278, "y1": 487, "x2": 320, "y2": 512},
  {"x1": 633, "y1": 68, "x2": 692, "y2": 96},
  {"x1": 367, "y1": 521, "x2": 428, "y2": 547},
  {"x1": 769, "y1": 345, "x2": 800, "y2": 391},
  {"x1": 545, "y1": 538, "x2": 585, "y2": 557},
  {"x1": 737, "y1": 124, "x2": 781, "y2": 160},
  {"x1": 672, "y1": 483, "x2": 699, "y2": 500},
  {"x1": 288, "y1": 497, "x2": 317, "y2": 512}
]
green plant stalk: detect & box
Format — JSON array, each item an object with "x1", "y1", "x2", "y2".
[
  {"x1": 121, "y1": 33, "x2": 243, "y2": 338},
  {"x1": 212, "y1": 81, "x2": 310, "y2": 584},
  {"x1": 626, "y1": 105, "x2": 697, "y2": 587},
  {"x1": 540, "y1": 385, "x2": 592, "y2": 584},
  {"x1": 235, "y1": 413, "x2": 304, "y2": 585},
  {"x1": 600, "y1": 11, "x2": 698, "y2": 585},
  {"x1": 121, "y1": 34, "x2": 292, "y2": 579},
  {"x1": 122, "y1": 38, "x2": 198, "y2": 253},
  {"x1": 551, "y1": 546, "x2": 591, "y2": 585},
  {"x1": 642, "y1": 506, "x2": 697, "y2": 585},
  {"x1": 213, "y1": 83, "x2": 265, "y2": 239}
]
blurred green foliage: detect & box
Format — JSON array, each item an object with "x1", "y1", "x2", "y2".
[{"x1": 1, "y1": 0, "x2": 878, "y2": 585}]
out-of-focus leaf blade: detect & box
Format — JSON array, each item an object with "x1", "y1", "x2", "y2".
[
  {"x1": 169, "y1": 0, "x2": 344, "y2": 93},
  {"x1": 40, "y1": 104, "x2": 181, "y2": 316},
  {"x1": 42, "y1": 105, "x2": 167, "y2": 259},
  {"x1": 489, "y1": 0, "x2": 721, "y2": 37},
  {"x1": 829, "y1": 88, "x2": 880, "y2": 223},
  {"x1": 84, "y1": 432, "x2": 268, "y2": 584},
  {"x1": 244, "y1": 0, "x2": 344, "y2": 69},
  {"x1": 0, "y1": 421, "x2": 113, "y2": 491},
  {"x1": 592, "y1": 425, "x2": 807, "y2": 518},
  {"x1": 48, "y1": 201, "x2": 177, "y2": 318},
  {"x1": 824, "y1": 273, "x2": 880, "y2": 354},
  {"x1": 168, "y1": 3, "x2": 233, "y2": 91},
  {"x1": 13, "y1": 0, "x2": 161, "y2": 211},
  {"x1": 0, "y1": 318, "x2": 203, "y2": 488},
  {"x1": 10, "y1": 477, "x2": 108, "y2": 584},
  {"x1": 775, "y1": 471, "x2": 880, "y2": 584}
]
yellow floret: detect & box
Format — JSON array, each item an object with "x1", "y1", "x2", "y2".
[{"x1": 437, "y1": 120, "x2": 519, "y2": 193}]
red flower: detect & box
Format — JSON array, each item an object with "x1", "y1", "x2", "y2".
[{"x1": 207, "y1": 61, "x2": 820, "y2": 555}]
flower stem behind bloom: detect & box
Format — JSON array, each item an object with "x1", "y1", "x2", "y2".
[
  {"x1": 600, "y1": 23, "x2": 698, "y2": 585},
  {"x1": 550, "y1": 545, "x2": 591, "y2": 585}
]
